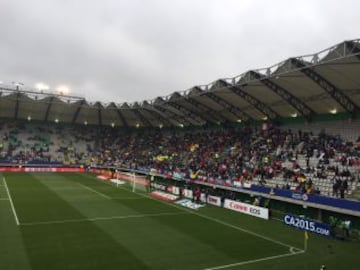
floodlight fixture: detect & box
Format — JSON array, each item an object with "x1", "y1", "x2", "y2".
[
  {"x1": 35, "y1": 82, "x2": 49, "y2": 91},
  {"x1": 330, "y1": 108, "x2": 337, "y2": 114},
  {"x1": 57, "y1": 85, "x2": 70, "y2": 95}
]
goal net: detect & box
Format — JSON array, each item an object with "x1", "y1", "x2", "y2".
[{"x1": 113, "y1": 171, "x2": 150, "y2": 192}]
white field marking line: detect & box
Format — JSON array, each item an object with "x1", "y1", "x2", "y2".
[
  {"x1": 3, "y1": 177, "x2": 20, "y2": 226},
  {"x1": 203, "y1": 250, "x2": 305, "y2": 270},
  {"x1": 0, "y1": 198, "x2": 10, "y2": 201},
  {"x1": 92, "y1": 177, "x2": 301, "y2": 251},
  {"x1": 77, "y1": 182, "x2": 111, "y2": 199},
  {"x1": 20, "y1": 211, "x2": 188, "y2": 226}
]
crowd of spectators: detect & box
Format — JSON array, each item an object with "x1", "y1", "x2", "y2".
[{"x1": 0, "y1": 122, "x2": 359, "y2": 198}]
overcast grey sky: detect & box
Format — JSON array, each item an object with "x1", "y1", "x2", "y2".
[{"x1": 0, "y1": 0, "x2": 359, "y2": 103}]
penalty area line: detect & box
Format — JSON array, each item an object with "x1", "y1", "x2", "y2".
[
  {"x1": 19, "y1": 211, "x2": 189, "y2": 226},
  {"x1": 77, "y1": 182, "x2": 111, "y2": 199},
  {"x1": 204, "y1": 250, "x2": 305, "y2": 270},
  {"x1": 3, "y1": 177, "x2": 20, "y2": 226}
]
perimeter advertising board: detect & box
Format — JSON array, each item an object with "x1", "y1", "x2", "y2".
[{"x1": 223, "y1": 199, "x2": 269, "y2": 220}]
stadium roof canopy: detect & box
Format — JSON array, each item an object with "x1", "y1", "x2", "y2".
[{"x1": 1, "y1": 39, "x2": 360, "y2": 128}]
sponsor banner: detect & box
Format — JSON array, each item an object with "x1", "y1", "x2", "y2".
[
  {"x1": 0, "y1": 167, "x2": 85, "y2": 173},
  {"x1": 0, "y1": 167, "x2": 24, "y2": 172},
  {"x1": 151, "y1": 182, "x2": 167, "y2": 191},
  {"x1": 207, "y1": 195, "x2": 221, "y2": 207},
  {"x1": 175, "y1": 199, "x2": 205, "y2": 210},
  {"x1": 283, "y1": 214, "x2": 331, "y2": 237},
  {"x1": 110, "y1": 179, "x2": 125, "y2": 185},
  {"x1": 251, "y1": 185, "x2": 360, "y2": 212},
  {"x1": 24, "y1": 167, "x2": 56, "y2": 172},
  {"x1": 97, "y1": 175, "x2": 109, "y2": 180},
  {"x1": 200, "y1": 193, "x2": 207, "y2": 203},
  {"x1": 223, "y1": 199, "x2": 269, "y2": 220},
  {"x1": 183, "y1": 189, "x2": 193, "y2": 199},
  {"x1": 172, "y1": 186, "x2": 180, "y2": 195},
  {"x1": 150, "y1": 191, "x2": 179, "y2": 201},
  {"x1": 166, "y1": 186, "x2": 173, "y2": 194},
  {"x1": 291, "y1": 192, "x2": 309, "y2": 201}
]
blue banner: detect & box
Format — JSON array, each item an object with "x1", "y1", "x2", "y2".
[
  {"x1": 283, "y1": 213, "x2": 331, "y2": 237},
  {"x1": 245, "y1": 185, "x2": 360, "y2": 212}
]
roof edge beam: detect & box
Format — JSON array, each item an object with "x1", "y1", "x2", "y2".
[
  {"x1": 71, "y1": 99, "x2": 86, "y2": 124},
  {"x1": 154, "y1": 104, "x2": 191, "y2": 126},
  {"x1": 251, "y1": 70, "x2": 314, "y2": 119},
  {"x1": 291, "y1": 58, "x2": 359, "y2": 115},
  {"x1": 132, "y1": 109, "x2": 153, "y2": 127},
  {"x1": 116, "y1": 108, "x2": 128, "y2": 128},
  {"x1": 142, "y1": 107, "x2": 174, "y2": 127},
  {"x1": 44, "y1": 96, "x2": 55, "y2": 122},
  {"x1": 183, "y1": 97, "x2": 225, "y2": 123},
  {"x1": 205, "y1": 92, "x2": 253, "y2": 121},
  {"x1": 166, "y1": 101, "x2": 206, "y2": 125},
  {"x1": 229, "y1": 85, "x2": 280, "y2": 119},
  {"x1": 14, "y1": 92, "x2": 21, "y2": 119},
  {"x1": 97, "y1": 103, "x2": 102, "y2": 126},
  {"x1": 344, "y1": 41, "x2": 360, "y2": 61}
]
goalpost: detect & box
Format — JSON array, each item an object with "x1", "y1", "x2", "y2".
[{"x1": 112, "y1": 169, "x2": 149, "y2": 192}]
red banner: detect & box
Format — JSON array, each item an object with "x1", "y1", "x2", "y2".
[{"x1": 0, "y1": 167, "x2": 85, "y2": 173}]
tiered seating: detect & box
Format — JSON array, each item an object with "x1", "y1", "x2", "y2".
[{"x1": 0, "y1": 121, "x2": 359, "y2": 200}]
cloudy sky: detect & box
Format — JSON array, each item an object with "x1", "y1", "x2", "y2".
[{"x1": 0, "y1": 0, "x2": 359, "y2": 103}]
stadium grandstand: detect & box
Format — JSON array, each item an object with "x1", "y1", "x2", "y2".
[
  {"x1": 1, "y1": 40, "x2": 360, "y2": 198},
  {"x1": 1, "y1": 39, "x2": 360, "y2": 270}
]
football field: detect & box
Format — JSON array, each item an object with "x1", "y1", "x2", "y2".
[{"x1": 0, "y1": 173, "x2": 359, "y2": 270}]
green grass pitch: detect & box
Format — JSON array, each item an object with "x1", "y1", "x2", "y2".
[{"x1": 0, "y1": 172, "x2": 359, "y2": 270}]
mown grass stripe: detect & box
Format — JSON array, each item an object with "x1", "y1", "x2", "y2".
[{"x1": 86, "y1": 175, "x2": 300, "y2": 250}]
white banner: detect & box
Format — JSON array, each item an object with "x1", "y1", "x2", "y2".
[
  {"x1": 183, "y1": 189, "x2": 193, "y2": 199},
  {"x1": 172, "y1": 186, "x2": 180, "y2": 195},
  {"x1": 223, "y1": 199, "x2": 269, "y2": 220},
  {"x1": 200, "y1": 193, "x2": 207, "y2": 203},
  {"x1": 207, "y1": 195, "x2": 221, "y2": 207},
  {"x1": 175, "y1": 199, "x2": 205, "y2": 210}
]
